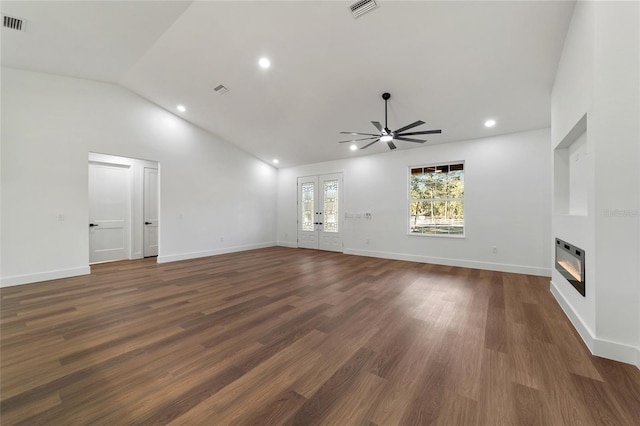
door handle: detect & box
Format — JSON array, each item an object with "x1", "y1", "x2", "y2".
[
  {"x1": 89, "y1": 223, "x2": 99, "y2": 227},
  {"x1": 145, "y1": 221, "x2": 152, "y2": 225}
]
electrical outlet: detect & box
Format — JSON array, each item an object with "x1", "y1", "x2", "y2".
[
  {"x1": 220, "y1": 237, "x2": 225, "y2": 242},
  {"x1": 492, "y1": 246, "x2": 498, "y2": 254},
  {"x1": 365, "y1": 239, "x2": 370, "y2": 245}
]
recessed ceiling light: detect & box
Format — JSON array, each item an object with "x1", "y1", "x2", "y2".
[
  {"x1": 485, "y1": 119, "x2": 496, "y2": 128},
  {"x1": 177, "y1": 105, "x2": 186, "y2": 112},
  {"x1": 350, "y1": 144, "x2": 358, "y2": 151},
  {"x1": 272, "y1": 159, "x2": 279, "y2": 164},
  {"x1": 259, "y1": 57, "x2": 271, "y2": 69}
]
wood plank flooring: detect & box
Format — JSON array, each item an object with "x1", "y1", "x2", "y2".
[{"x1": 2, "y1": 247, "x2": 640, "y2": 425}]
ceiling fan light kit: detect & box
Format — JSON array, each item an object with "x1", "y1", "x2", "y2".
[{"x1": 340, "y1": 92, "x2": 442, "y2": 151}]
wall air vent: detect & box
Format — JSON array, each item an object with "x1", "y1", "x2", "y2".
[
  {"x1": 350, "y1": 0, "x2": 378, "y2": 19},
  {"x1": 213, "y1": 84, "x2": 229, "y2": 95},
  {"x1": 3, "y1": 14, "x2": 26, "y2": 31}
]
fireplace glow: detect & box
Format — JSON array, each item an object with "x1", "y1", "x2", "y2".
[{"x1": 558, "y1": 260, "x2": 581, "y2": 281}]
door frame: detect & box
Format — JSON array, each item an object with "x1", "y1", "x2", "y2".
[
  {"x1": 297, "y1": 172, "x2": 344, "y2": 252},
  {"x1": 88, "y1": 153, "x2": 160, "y2": 263}
]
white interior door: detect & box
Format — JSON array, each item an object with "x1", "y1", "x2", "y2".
[
  {"x1": 143, "y1": 167, "x2": 159, "y2": 257},
  {"x1": 297, "y1": 173, "x2": 343, "y2": 252},
  {"x1": 89, "y1": 162, "x2": 130, "y2": 263}
]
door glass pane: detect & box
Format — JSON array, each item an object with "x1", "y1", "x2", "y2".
[
  {"x1": 301, "y1": 182, "x2": 315, "y2": 231},
  {"x1": 323, "y1": 179, "x2": 338, "y2": 232}
]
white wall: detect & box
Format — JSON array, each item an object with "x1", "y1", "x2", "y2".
[
  {"x1": 1, "y1": 68, "x2": 277, "y2": 286},
  {"x1": 551, "y1": 0, "x2": 640, "y2": 367},
  {"x1": 278, "y1": 128, "x2": 552, "y2": 276},
  {"x1": 592, "y1": 0, "x2": 640, "y2": 367}
]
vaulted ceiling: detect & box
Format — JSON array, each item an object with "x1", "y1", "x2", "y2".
[{"x1": 1, "y1": 1, "x2": 575, "y2": 167}]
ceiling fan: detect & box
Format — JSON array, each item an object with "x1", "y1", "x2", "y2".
[{"x1": 339, "y1": 92, "x2": 442, "y2": 150}]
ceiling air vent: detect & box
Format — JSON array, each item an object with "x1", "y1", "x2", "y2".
[
  {"x1": 3, "y1": 14, "x2": 26, "y2": 31},
  {"x1": 213, "y1": 84, "x2": 229, "y2": 95},
  {"x1": 350, "y1": 0, "x2": 378, "y2": 19}
]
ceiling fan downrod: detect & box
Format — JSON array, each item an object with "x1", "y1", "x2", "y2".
[{"x1": 382, "y1": 92, "x2": 390, "y2": 134}]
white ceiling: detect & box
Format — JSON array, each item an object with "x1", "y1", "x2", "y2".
[{"x1": 1, "y1": 1, "x2": 575, "y2": 168}]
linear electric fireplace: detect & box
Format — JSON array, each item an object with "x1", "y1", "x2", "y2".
[{"x1": 555, "y1": 238, "x2": 585, "y2": 296}]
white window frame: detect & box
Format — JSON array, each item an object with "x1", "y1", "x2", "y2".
[{"x1": 407, "y1": 161, "x2": 465, "y2": 238}]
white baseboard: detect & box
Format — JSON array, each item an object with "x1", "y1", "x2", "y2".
[
  {"x1": 550, "y1": 280, "x2": 639, "y2": 367},
  {"x1": 343, "y1": 248, "x2": 551, "y2": 277},
  {"x1": 0, "y1": 244, "x2": 277, "y2": 286},
  {"x1": 550, "y1": 280, "x2": 595, "y2": 351},
  {"x1": 276, "y1": 241, "x2": 298, "y2": 248},
  {"x1": 1, "y1": 266, "x2": 91, "y2": 288},
  {"x1": 157, "y1": 242, "x2": 276, "y2": 263},
  {"x1": 592, "y1": 337, "x2": 640, "y2": 368}
]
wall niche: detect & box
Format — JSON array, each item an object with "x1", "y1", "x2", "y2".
[{"x1": 554, "y1": 114, "x2": 588, "y2": 216}]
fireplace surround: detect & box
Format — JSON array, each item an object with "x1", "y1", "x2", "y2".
[{"x1": 555, "y1": 238, "x2": 585, "y2": 296}]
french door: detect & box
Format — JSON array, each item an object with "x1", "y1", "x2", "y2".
[{"x1": 297, "y1": 173, "x2": 343, "y2": 252}]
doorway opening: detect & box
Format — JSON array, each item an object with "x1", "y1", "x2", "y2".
[
  {"x1": 88, "y1": 153, "x2": 159, "y2": 264},
  {"x1": 297, "y1": 173, "x2": 343, "y2": 252}
]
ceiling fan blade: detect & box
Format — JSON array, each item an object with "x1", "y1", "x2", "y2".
[
  {"x1": 340, "y1": 131, "x2": 380, "y2": 137},
  {"x1": 371, "y1": 121, "x2": 383, "y2": 132},
  {"x1": 387, "y1": 141, "x2": 397, "y2": 150},
  {"x1": 360, "y1": 139, "x2": 380, "y2": 150},
  {"x1": 338, "y1": 136, "x2": 379, "y2": 143},
  {"x1": 397, "y1": 129, "x2": 442, "y2": 136},
  {"x1": 393, "y1": 120, "x2": 425, "y2": 134},
  {"x1": 394, "y1": 136, "x2": 426, "y2": 143}
]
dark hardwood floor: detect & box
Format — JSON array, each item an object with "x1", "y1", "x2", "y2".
[{"x1": 1, "y1": 247, "x2": 639, "y2": 425}]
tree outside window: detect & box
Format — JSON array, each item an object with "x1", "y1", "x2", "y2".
[{"x1": 410, "y1": 163, "x2": 464, "y2": 235}]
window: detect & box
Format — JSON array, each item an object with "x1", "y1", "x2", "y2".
[{"x1": 409, "y1": 162, "x2": 464, "y2": 236}]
